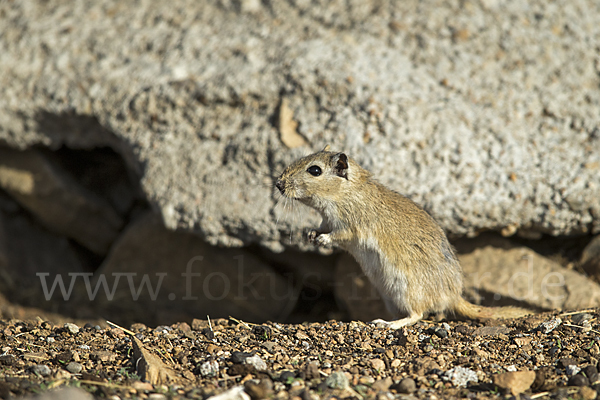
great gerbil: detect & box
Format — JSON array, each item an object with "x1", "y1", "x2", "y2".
[{"x1": 275, "y1": 146, "x2": 530, "y2": 328}]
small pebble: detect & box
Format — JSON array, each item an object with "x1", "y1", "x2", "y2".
[
  {"x1": 244, "y1": 379, "x2": 273, "y2": 400},
  {"x1": 566, "y1": 365, "x2": 581, "y2": 376},
  {"x1": 148, "y1": 394, "x2": 168, "y2": 400},
  {"x1": 279, "y1": 371, "x2": 295, "y2": 383},
  {"x1": 559, "y1": 358, "x2": 577, "y2": 368},
  {"x1": 372, "y1": 377, "x2": 393, "y2": 392},
  {"x1": 64, "y1": 323, "x2": 80, "y2": 334},
  {"x1": 444, "y1": 366, "x2": 478, "y2": 387},
  {"x1": 231, "y1": 352, "x2": 251, "y2": 364},
  {"x1": 370, "y1": 358, "x2": 385, "y2": 371},
  {"x1": 55, "y1": 370, "x2": 71, "y2": 380},
  {"x1": 434, "y1": 328, "x2": 448, "y2": 339},
  {"x1": 154, "y1": 325, "x2": 172, "y2": 334},
  {"x1": 0, "y1": 355, "x2": 16, "y2": 366},
  {"x1": 418, "y1": 334, "x2": 430, "y2": 342},
  {"x1": 46, "y1": 337, "x2": 55, "y2": 344},
  {"x1": 578, "y1": 322, "x2": 593, "y2": 332},
  {"x1": 583, "y1": 365, "x2": 599, "y2": 384},
  {"x1": 202, "y1": 328, "x2": 215, "y2": 340},
  {"x1": 580, "y1": 386, "x2": 598, "y2": 400},
  {"x1": 132, "y1": 381, "x2": 153, "y2": 391},
  {"x1": 251, "y1": 325, "x2": 271, "y2": 339},
  {"x1": 537, "y1": 318, "x2": 562, "y2": 334},
  {"x1": 454, "y1": 325, "x2": 470, "y2": 335},
  {"x1": 244, "y1": 354, "x2": 267, "y2": 371},
  {"x1": 199, "y1": 360, "x2": 219, "y2": 377},
  {"x1": 572, "y1": 313, "x2": 593, "y2": 325},
  {"x1": 66, "y1": 362, "x2": 83, "y2": 374},
  {"x1": 31, "y1": 364, "x2": 51, "y2": 376},
  {"x1": 395, "y1": 377, "x2": 416, "y2": 394},
  {"x1": 326, "y1": 371, "x2": 349, "y2": 389},
  {"x1": 568, "y1": 374, "x2": 590, "y2": 387},
  {"x1": 302, "y1": 362, "x2": 319, "y2": 380}
]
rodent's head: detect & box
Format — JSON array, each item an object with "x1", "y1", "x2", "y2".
[{"x1": 275, "y1": 146, "x2": 363, "y2": 210}]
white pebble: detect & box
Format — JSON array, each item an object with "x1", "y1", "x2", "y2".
[
  {"x1": 244, "y1": 354, "x2": 267, "y2": 371},
  {"x1": 443, "y1": 366, "x2": 478, "y2": 387},
  {"x1": 537, "y1": 318, "x2": 562, "y2": 334},
  {"x1": 64, "y1": 323, "x2": 80, "y2": 334},
  {"x1": 199, "y1": 360, "x2": 219, "y2": 377},
  {"x1": 206, "y1": 386, "x2": 250, "y2": 400},
  {"x1": 566, "y1": 365, "x2": 581, "y2": 376}
]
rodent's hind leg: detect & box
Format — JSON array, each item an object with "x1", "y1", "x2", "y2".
[
  {"x1": 387, "y1": 313, "x2": 424, "y2": 329},
  {"x1": 371, "y1": 313, "x2": 424, "y2": 329}
]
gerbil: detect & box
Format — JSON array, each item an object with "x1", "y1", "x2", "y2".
[{"x1": 275, "y1": 146, "x2": 530, "y2": 328}]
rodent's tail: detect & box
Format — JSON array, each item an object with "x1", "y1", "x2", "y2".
[{"x1": 453, "y1": 297, "x2": 532, "y2": 320}]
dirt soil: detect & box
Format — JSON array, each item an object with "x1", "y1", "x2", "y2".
[{"x1": 1, "y1": 309, "x2": 599, "y2": 400}]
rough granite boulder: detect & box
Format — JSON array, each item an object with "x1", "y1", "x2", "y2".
[{"x1": 0, "y1": 1, "x2": 598, "y2": 251}]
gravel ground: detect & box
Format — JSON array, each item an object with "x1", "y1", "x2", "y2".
[{"x1": 1, "y1": 311, "x2": 600, "y2": 399}]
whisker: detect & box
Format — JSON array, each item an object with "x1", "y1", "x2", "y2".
[
  {"x1": 274, "y1": 196, "x2": 284, "y2": 227},
  {"x1": 291, "y1": 198, "x2": 301, "y2": 245},
  {"x1": 260, "y1": 178, "x2": 278, "y2": 191},
  {"x1": 289, "y1": 198, "x2": 294, "y2": 244}
]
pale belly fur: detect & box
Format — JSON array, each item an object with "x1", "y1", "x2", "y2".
[{"x1": 345, "y1": 237, "x2": 413, "y2": 316}]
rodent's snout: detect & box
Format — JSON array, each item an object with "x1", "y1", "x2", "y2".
[{"x1": 275, "y1": 178, "x2": 284, "y2": 194}]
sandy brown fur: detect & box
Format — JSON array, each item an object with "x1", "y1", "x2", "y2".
[{"x1": 276, "y1": 147, "x2": 531, "y2": 328}]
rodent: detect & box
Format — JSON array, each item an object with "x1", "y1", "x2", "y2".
[{"x1": 275, "y1": 146, "x2": 531, "y2": 328}]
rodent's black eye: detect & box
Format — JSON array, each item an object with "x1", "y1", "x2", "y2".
[{"x1": 307, "y1": 165, "x2": 322, "y2": 177}]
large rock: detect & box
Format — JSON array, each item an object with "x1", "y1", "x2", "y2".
[
  {"x1": 460, "y1": 238, "x2": 600, "y2": 311},
  {"x1": 94, "y1": 212, "x2": 296, "y2": 325},
  {"x1": 0, "y1": 1, "x2": 599, "y2": 250},
  {"x1": 581, "y1": 235, "x2": 600, "y2": 283}
]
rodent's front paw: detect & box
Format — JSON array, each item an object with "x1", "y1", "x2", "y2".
[
  {"x1": 314, "y1": 233, "x2": 332, "y2": 248},
  {"x1": 308, "y1": 230, "x2": 332, "y2": 248}
]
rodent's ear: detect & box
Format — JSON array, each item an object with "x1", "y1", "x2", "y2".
[
  {"x1": 333, "y1": 153, "x2": 348, "y2": 179},
  {"x1": 322, "y1": 145, "x2": 331, "y2": 152}
]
